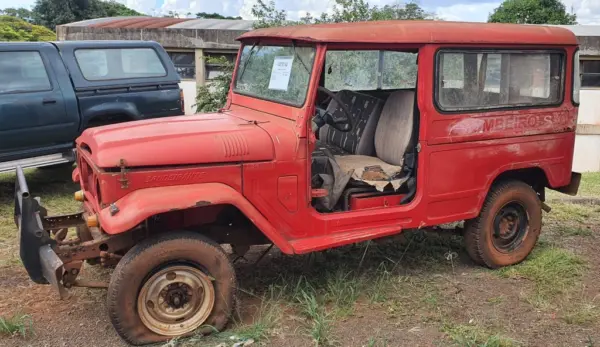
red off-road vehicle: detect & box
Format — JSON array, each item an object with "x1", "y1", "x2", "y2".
[{"x1": 15, "y1": 21, "x2": 581, "y2": 344}]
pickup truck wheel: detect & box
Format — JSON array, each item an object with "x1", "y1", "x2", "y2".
[
  {"x1": 464, "y1": 181, "x2": 542, "y2": 269},
  {"x1": 107, "y1": 232, "x2": 237, "y2": 345}
]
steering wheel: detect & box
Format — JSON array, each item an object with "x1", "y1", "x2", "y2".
[{"x1": 314, "y1": 86, "x2": 354, "y2": 132}]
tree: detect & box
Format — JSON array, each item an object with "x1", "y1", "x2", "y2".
[
  {"x1": 488, "y1": 0, "x2": 577, "y2": 25},
  {"x1": 195, "y1": 0, "x2": 433, "y2": 112},
  {"x1": 0, "y1": 8, "x2": 34, "y2": 22},
  {"x1": 31, "y1": 0, "x2": 142, "y2": 30},
  {"x1": 194, "y1": 56, "x2": 234, "y2": 113},
  {"x1": 0, "y1": 15, "x2": 55, "y2": 41},
  {"x1": 196, "y1": 12, "x2": 242, "y2": 20}
]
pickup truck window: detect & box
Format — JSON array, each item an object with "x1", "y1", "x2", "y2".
[
  {"x1": 74, "y1": 48, "x2": 167, "y2": 81},
  {"x1": 0, "y1": 51, "x2": 51, "y2": 94}
]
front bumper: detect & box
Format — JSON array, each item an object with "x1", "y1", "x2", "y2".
[{"x1": 14, "y1": 166, "x2": 71, "y2": 298}]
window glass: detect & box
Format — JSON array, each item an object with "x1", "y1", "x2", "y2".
[
  {"x1": 325, "y1": 50, "x2": 379, "y2": 91},
  {"x1": 0, "y1": 51, "x2": 51, "y2": 94},
  {"x1": 580, "y1": 59, "x2": 600, "y2": 88},
  {"x1": 75, "y1": 48, "x2": 166, "y2": 81},
  {"x1": 437, "y1": 51, "x2": 563, "y2": 111},
  {"x1": 325, "y1": 50, "x2": 418, "y2": 91},
  {"x1": 168, "y1": 52, "x2": 195, "y2": 80},
  {"x1": 382, "y1": 51, "x2": 418, "y2": 89},
  {"x1": 573, "y1": 51, "x2": 580, "y2": 103},
  {"x1": 234, "y1": 44, "x2": 315, "y2": 106}
]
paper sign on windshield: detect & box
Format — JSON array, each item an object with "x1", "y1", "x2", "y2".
[{"x1": 268, "y1": 56, "x2": 294, "y2": 91}]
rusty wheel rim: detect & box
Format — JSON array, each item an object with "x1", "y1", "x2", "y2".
[
  {"x1": 137, "y1": 265, "x2": 215, "y2": 336},
  {"x1": 492, "y1": 201, "x2": 529, "y2": 253}
]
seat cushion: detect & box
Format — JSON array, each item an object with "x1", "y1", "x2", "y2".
[
  {"x1": 334, "y1": 155, "x2": 409, "y2": 192},
  {"x1": 374, "y1": 91, "x2": 415, "y2": 166},
  {"x1": 318, "y1": 90, "x2": 384, "y2": 156}
]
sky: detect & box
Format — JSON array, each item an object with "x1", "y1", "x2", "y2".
[{"x1": 1, "y1": 0, "x2": 599, "y2": 25}]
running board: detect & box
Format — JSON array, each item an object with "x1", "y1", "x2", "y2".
[{"x1": 0, "y1": 150, "x2": 75, "y2": 173}]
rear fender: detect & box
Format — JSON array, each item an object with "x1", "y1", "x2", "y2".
[{"x1": 97, "y1": 183, "x2": 293, "y2": 254}]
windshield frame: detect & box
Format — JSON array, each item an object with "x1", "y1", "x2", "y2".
[{"x1": 232, "y1": 41, "x2": 317, "y2": 108}]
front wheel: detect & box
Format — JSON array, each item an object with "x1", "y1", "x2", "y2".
[
  {"x1": 464, "y1": 180, "x2": 542, "y2": 269},
  {"x1": 107, "y1": 232, "x2": 237, "y2": 345}
]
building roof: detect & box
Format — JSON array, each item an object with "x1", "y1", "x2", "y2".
[
  {"x1": 239, "y1": 20, "x2": 578, "y2": 45},
  {"x1": 63, "y1": 16, "x2": 255, "y2": 30},
  {"x1": 549, "y1": 25, "x2": 600, "y2": 37}
]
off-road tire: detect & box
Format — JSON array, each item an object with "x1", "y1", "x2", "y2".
[
  {"x1": 464, "y1": 180, "x2": 542, "y2": 269},
  {"x1": 107, "y1": 231, "x2": 237, "y2": 345}
]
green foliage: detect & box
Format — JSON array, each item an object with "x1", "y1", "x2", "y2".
[
  {"x1": 253, "y1": 0, "x2": 434, "y2": 29},
  {"x1": 0, "y1": 313, "x2": 33, "y2": 338},
  {"x1": 442, "y1": 323, "x2": 520, "y2": 347},
  {"x1": 194, "y1": 56, "x2": 234, "y2": 113},
  {"x1": 498, "y1": 246, "x2": 586, "y2": 308},
  {"x1": 0, "y1": 8, "x2": 34, "y2": 22},
  {"x1": 488, "y1": 0, "x2": 577, "y2": 25},
  {"x1": 196, "y1": 12, "x2": 242, "y2": 20},
  {"x1": 31, "y1": 0, "x2": 142, "y2": 30},
  {"x1": 0, "y1": 15, "x2": 55, "y2": 41},
  {"x1": 195, "y1": 0, "x2": 431, "y2": 112}
]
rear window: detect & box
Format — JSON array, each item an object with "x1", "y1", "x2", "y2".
[
  {"x1": 74, "y1": 48, "x2": 166, "y2": 81},
  {"x1": 436, "y1": 50, "x2": 564, "y2": 112},
  {"x1": 0, "y1": 51, "x2": 51, "y2": 94}
]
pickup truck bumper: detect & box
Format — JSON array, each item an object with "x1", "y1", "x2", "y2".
[{"x1": 14, "y1": 166, "x2": 69, "y2": 298}]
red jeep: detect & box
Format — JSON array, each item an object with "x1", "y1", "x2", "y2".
[{"x1": 14, "y1": 21, "x2": 581, "y2": 344}]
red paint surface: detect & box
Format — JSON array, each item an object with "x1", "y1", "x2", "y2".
[
  {"x1": 74, "y1": 23, "x2": 579, "y2": 255},
  {"x1": 239, "y1": 20, "x2": 578, "y2": 46}
]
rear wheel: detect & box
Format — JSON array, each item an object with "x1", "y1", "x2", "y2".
[
  {"x1": 464, "y1": 180, "x2": 542, "y2": 269},
  {"x1": 107, "y1": 231, "x2": 236, "y2": 345}
]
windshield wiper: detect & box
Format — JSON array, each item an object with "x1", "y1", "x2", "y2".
[
  {"x1": 237, "y1": 42, "x2": 259, "y2": 81},
  {"x1": 291, "y1": 40, "x2": 310, "y2": 73}
]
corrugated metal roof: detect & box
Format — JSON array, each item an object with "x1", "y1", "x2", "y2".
[
  {"x1": 240, "y1": 20, "x2": 578, "y2": 45},
  {"x1": 62, "y1": 16, "x2": 255, "y2": 30},
  {"x1": 549, "y1": 25, "x2": 600, "y2": 37},
  {"x1": 170, "y1": 19, "x2": 255, "y2": 30}
]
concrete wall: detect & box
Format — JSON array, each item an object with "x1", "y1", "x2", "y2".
[
  {"x1": 180, "y1": 81, "x2": 197, "y2": 115},
  {"x1": 56, "y1": 26, "x2": 245, "y2": 50},
  {"x1": 573, "y1": 89, "x2": 600, "y2": 172}
]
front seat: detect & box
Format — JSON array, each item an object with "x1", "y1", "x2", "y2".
[
  {"x1": 316, "y1": 90, "x2": 384, "y2": 156},
  {"x1": 334, "y1": 90, "x2": 415, "y2": 191}
]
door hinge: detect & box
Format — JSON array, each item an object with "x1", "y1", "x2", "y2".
[{"x1": 118, "y1": 159, "x2": 129, "y2": 189}]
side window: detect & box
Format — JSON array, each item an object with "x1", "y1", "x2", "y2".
[
  {"x1": 325, "y1": 50, "x2": 379, "y2": 91},
  {"x1": 437, "y1": 50, "x2": 564, "y2": 111},
  {"x1": 580, "y1": 59, "x2": 600, "y2": 88},
  {"x1": 75, "y1": 48, "x2": 166, "y2": 81},
  {"x1": 168, "y1": 52, "x2": 195, "y2": 80},
  {"x1": 573, "y1": 51, "x2": 580, "y2": 104},
  {"x1": 0, "y1": 51, "x2": 51, "y2": 94},
  {"x1": 324, "y1": 50, "x2": 418, "y2": 91}
]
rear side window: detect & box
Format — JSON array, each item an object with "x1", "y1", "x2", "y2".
[
  {"x1": 75, "y1": 48, "x2": 166, "y2": 81},
  {"x1": 436, "y1": 50, "x2": 564, "y2": 112},
  {"x1": 0, "y1": 51, "x2": 51, "y2": 94}
]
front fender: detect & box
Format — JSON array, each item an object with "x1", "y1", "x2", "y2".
[{"x1": 97, "y1": 183, "x2": 293, "y2": 253}]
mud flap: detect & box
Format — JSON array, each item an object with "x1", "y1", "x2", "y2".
[{"x1": 552, "y1": 172, "x2": 581, "y2": 196}]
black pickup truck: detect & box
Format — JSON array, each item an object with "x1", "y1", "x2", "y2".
[{"x1": 0, "y1": 40, "x2": 184, "y2": 172}]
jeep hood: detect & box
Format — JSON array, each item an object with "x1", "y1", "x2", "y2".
[{"x1": 77, "y1": 113, "x2": 274, "y2": 168}]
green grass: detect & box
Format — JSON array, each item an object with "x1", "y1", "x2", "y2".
[
  {"x1": 0, "y1": 313, "x2": 33, "y2": 338},
  {"x1": 498, "y1": 246, "x2": 586, "y2": 308},
  {"x1": 555, "y1": 224, "x2": 594, "y2": 237},
  {"x1": 442, "y1": 323, "x2": 519, "y2": 347},
  {"x1": 296, "y1": 289, "x2": 337, "y2": 346},
  {"x1": 563, "y1": 302, "x2": 600, "y2": 326}
]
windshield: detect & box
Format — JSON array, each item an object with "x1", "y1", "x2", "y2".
[{"x1": 234, "y1": 44, "x2": 316, "y2": 106}]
